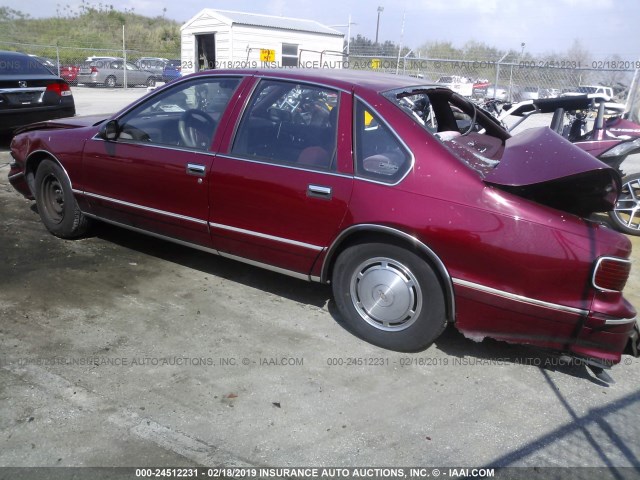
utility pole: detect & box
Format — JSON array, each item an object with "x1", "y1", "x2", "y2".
[{"x1": 375, "y1": 6, "x2": 384, "y2": 44}]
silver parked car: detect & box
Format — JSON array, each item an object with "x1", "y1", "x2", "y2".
[{"x1": 77, "y1": 59, "x2": 156, "y2": 88}]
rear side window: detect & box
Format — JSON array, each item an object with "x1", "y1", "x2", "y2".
[{"x1": 354, "y1": 100, "x2": 411, "y2": 183}]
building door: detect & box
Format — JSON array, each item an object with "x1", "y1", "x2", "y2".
[{"x1": 196, "y1": 33, "x2": 216, "y2": 72}]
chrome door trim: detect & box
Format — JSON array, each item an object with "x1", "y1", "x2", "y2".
[
  {"x1": 209, "y1": 222, "x2": 324, "y2": 252},
  {"x1": 217, "y1": 154, "x2": 353, "y2": 179},
  {"x1": 452, "y1": 278, "x2": 589, "y2": 316},
  {"x1": 81, "y1": 213, "x2": 313, "y2": 282},
  {"x1": 219, "y1": 252, "x2": 310, "y2": 281},
  {"x1": 79, "y1": 191, "x2": 208, "y2": 226}
]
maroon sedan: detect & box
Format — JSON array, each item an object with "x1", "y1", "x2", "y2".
[{"x1": 7, "y1": 69, "x2": 639, "y2": 369}]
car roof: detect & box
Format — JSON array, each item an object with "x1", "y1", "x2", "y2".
[{"x1": 190, "y1": 68, "x2": 435, "y2": 93}]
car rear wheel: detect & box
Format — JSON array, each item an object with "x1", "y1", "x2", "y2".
[
  {"x1": 35, "y1": 159, "x2": 91, "y2": 239},
  {"x1": 608, "y1": 173, "x2": 640, "y2": 235},
  {"x1": 332, "y1": 243, "x2": 447, "y2": 351},
  {"x1": 146, "y1": 77, "x2": 156, "y2": 87},
  {"x1": 105, "y1": 76, "x2": 117, "y2": 88}
]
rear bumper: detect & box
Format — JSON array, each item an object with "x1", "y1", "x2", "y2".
[
  {"x1": 0, "y1": 105, "x2": 75, "y2": 133},
  {"x1": 624, "y1": 322, "x2": 640, "y2": 357},
  {"x1": 454, "y1": 279, "x2": 637, "y2": 365}
]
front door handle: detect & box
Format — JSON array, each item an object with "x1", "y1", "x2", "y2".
[
  {"x1": 307, "y1": 184, "x2": 332, "y2": 199},
  {"x1": 186, "y1": 163, "x2": 206, "y2": 177}
]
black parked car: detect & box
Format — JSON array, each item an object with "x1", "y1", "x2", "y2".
[{"x1": 0, "y1": 50, "x2": 75, "y2": 134}]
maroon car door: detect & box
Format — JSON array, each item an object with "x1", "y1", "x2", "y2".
[
  {"x1": 80, "y1": 76, "x2": 246, "y2": 247},
  {"x1": 209, "y1": 78, "x2": 354, "y2": 277}
]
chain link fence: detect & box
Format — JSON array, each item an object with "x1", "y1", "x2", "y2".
[
  {"x1": 2, "y1": 39, "x2": 639, "y2": 120},
  {"x1": 349, "y1": 54, "x2": 637, "y2": 103},
  {"x1": 0, "y1": 40, "x2": 179, "y2": 87}
]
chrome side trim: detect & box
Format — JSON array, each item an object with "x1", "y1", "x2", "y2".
[
  {"x1": 592, "y1": 256, "x2": 632, "y2": 293},
  {"x1": 217, "y1": 154, "x2": 353, "y2": 179},
  {"x1": 353, "y1": 96, "x2": 416, "y2": 187},
  {"x1": 0, "y1": 87, "x2": 46, "y2": 93},
  {"x1": 219, "y1": 252, "x2": 310, "y2": 281},
  {"x1": 452, "y1": 278, "x2": 589, "y2": 316},
  {"x1": 81, "y1": 191, "x2": 208, "y2": 226},
  {"x1": 82, "y1": 213, "x2": 313, "y2": 282},
  {"x1": 209, "y1": 222, "x2": 323, "y2": 252},
  {"x1": 604, "y1": 316, "x2": 637, "y2": 326},
  {"x1": 321, "y1": 224, "x2": 456, "y2": 322},
  {"x1": 84, "y1": 213, "x2": 219, "y2": 255},
  {"x1": 89, "y1": 137, "x2": 218, "y2": 156}
]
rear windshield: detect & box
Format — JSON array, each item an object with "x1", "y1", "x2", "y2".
[
  {"x1": 383, "y1": 87, "x2": 510, "y2": 176},
  {"x1": 0, "y1": 55, "x2": 53, "y2": 75}
]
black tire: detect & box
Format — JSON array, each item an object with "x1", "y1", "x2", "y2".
[
  {"x1": 332, "y1": 243, "x2": 447, "y2": 351},
  {"x1": 105, "y1": 76, "x2": 117, "y2": 88},
  {"x1": 34, "y1": 159, "x2": 91, "y2": 239},
  {"x1": 608, "y1": 173, "x2": 640, "y2": 235},
  {"x1": 146, "y1": 77, "x2": 156, "y2": 87}
]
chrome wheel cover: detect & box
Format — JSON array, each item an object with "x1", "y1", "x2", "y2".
[
  {"x1": 613, "y1": 177, "x2": 640, "y2": 231},
  {"x1": 349, "y1": 257, "x2": 422, "y2": 331}
]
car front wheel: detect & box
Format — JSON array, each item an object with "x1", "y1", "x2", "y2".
[
  {"x1": 35, "y1": 159, "x2": 91, "y2": 239},
  {"x1": 332, "y1": 243, "x2": 447, "y2": 351}
]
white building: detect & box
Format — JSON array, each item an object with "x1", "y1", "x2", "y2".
[{"x1": 180, "y1": 9, "x2": 346, "y2": 75}]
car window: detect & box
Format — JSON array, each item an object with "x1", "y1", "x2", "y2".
[
  {"x1": 0, "y1": 55, "x2": 53, "y2": 75},
  {"x1": 353, "y1": 100, "x2": 411, "y2": 183},
  {"x1": 231, "y1": 80, "x2": 339, "y2": 171},
  {"x1": 116, "y1": 77, "x2": 241, "y2": 150}
]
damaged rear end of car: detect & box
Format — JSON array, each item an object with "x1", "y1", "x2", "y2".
[{"x1": 384, "y1": 86, "x2": 637, "y2": 368}]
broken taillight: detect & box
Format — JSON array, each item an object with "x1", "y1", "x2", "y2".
[{"x1": 592, "y1": 257, "x2": 632, "y2": 292}]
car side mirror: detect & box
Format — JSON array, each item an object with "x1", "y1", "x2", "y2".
[{"x1": 99, "y1": 119, "x2": 120, "y2": 141}]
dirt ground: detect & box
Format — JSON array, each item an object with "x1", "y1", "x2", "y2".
[{"x1": 0, "y1": 88, "x2": 639, "y2": 473}]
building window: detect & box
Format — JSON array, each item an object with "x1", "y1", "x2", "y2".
[{"x1": 282, "y1": 44, "x2": 298, "y2": 67}]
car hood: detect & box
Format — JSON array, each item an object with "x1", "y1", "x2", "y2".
[
  {"x1": 15, "y1": 114, "x2": 108, "y2": 134},
  {"x1": 484, "y1": 127, "x2": 620, "y2": 217}
]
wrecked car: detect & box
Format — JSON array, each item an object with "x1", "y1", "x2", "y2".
[{"x1": 8, "y1": 69, "x2": 638, "y2": 369}]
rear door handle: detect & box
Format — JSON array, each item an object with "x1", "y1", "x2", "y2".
[
  {"x1": 307, "y1": 184, "x2": 332, "y2": 199},
  {"x1": 186, "y1": 163, "x2": 206, "y2": 177}
]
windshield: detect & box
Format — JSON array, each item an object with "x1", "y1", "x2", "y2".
[{"x1": 0, "y1": 54, "x2": 54, "y2": 75}]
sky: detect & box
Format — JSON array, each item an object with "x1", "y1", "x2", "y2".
[{"x1": 4, "y1": 0, "x2": 640, "y2": 59}]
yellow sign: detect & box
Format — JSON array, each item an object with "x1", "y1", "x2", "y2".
[
  {"x1": 260, "y1": 49, "x2": 276, "y2": 62},
  {"x1": 371, "y1": 58, "x2": 381, "y2": 69}
]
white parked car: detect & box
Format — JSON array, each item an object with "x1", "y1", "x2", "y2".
[{"x1": 436, "y1": 76, "x2": 473, "y2": 97}]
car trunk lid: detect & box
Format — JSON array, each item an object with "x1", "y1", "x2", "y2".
[{"x1": 483, "y1": 127, "x2": 620, "y2": 217}]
